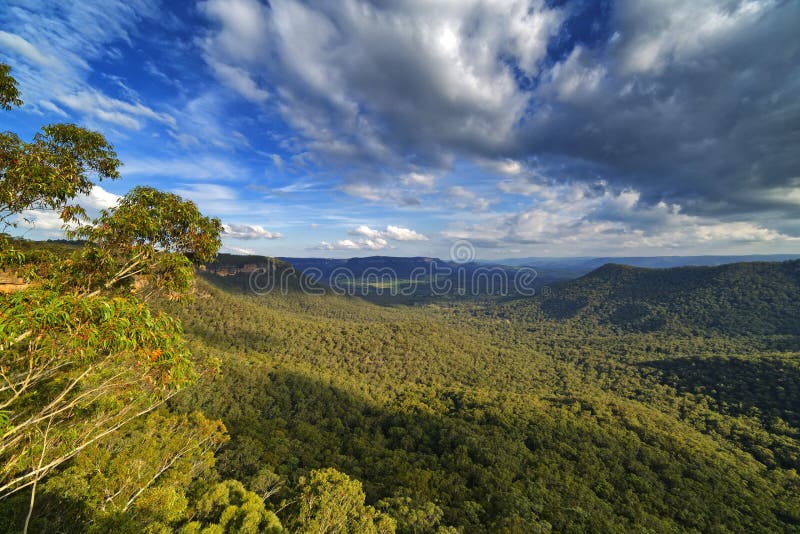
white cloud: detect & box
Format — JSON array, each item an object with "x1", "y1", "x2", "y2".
[
  {"x1": 11, "y1": 185, "x2": 120, "y2": 236},
  {"x1": 124, "y1": 156, "x2": 247, "y2": 181},
  {"x1": 316, "y1": 223, "x2": 428, "y2": 251},
  {"x1": 341, "y1": 183, "x2": 421, "y2": 206},
  {"x1": 401, "y1": 172, "x2": 436, "y2": 189},
  {"x1": 207, "y1": 58, "x2": 269, "y2": 103},
  {"x1": 616, "y1": 0, "x2": 776, "y2": 74},
  {"x1": 0, "y1": 31, "x2": 61, "y2": 69},
  {"x1": 15, "y1": 209, "x2": 66, "y2": 232},
  {"x1": 350, "y1": 225, "x2": 382, "y2": 239},
  {"x1": 38, "y1": 100, "x2": 69, "y2": 117},
  {"x1": 80, "y1": 185, "x2": 121, "y2": 210},
  {"x1": 200, "y1": 0, "x2": 565, "y2": 167},
  {"x1": 350, "y1": 225, "x2": 428, "y2": 242},
  {"x1": 222, "y1": 244, "x2": 257, "y2": 255},
  {"x1": 194, "y1": 0, "x2": 800, "y2": 238},
  {"x1": 446, "y1": 186, "x2": 491, "y2": 212},
  {"x1": 384, "y1": 225, "x2": 428, "y2": 241},
  {"x1": 0, "y1": 2, "x2": 176, "y2": 131},
  {"x1": 222, "y1": 223, "x2": 283, "y2": 240},
  {"x1": 445, "y1": 179, "x2": 795, "y2": 251},
  {"x1": 57, "y1": 90, "x2": 176, "y2": 130},
  {"x1": 314, "y1": 237, "x2": 389, "y2": 250},
  {"x1": 199, "y1": 0, "x2": 272, "y2": 63}
]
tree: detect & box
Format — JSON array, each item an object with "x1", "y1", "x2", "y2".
[
  {"x1": 67, "y1": 186, "x2": 222, "y2": 300},
  {"x1": 180, "y1": 479, "x2": 283, "y2": 534},
  {"x1": 0, "y1": 64, "x2": 22, "y2": 110},
  {"x1": 1, "y1": 123, "x2": 120, "y2": 230},
  {"x1": 7, "y1": 410, "x2": 228, "y2": 533},
  {"x1": 293, "y1": 468, "x2": 395, "y2": 533},
  {"x1": 376, "y1": 497, "x2": 444, "y2": 534},
  {"x1": 56, "y1": 411, "x2": 225, "y2": 514},
  {"x1": 0, "y1": 63, "x2": 222, "y2": 532},
  {"x1": 0, "y1": 187, "x2": 222, "y2": 500}
]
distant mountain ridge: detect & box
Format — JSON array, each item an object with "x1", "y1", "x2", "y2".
[
  {"x1": 525, "y1": 260, "x2": 800, "y2": 335},
  {"x1": 278, "y1": 256, "x2": 446, "y2": 279},
  {"x1": 490, "y1": 254, "x2": 800, "y2": 271},
  {"x1": 282, "y1": 254, "x2": 800, "y2": 281}
]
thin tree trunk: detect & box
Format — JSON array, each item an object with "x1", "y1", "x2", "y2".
[{"x1": 24, "y1": 416, "x2": 52, "y2": 534}]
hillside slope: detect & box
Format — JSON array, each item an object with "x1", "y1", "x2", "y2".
[
  {"x1": 526, "y1": 260, "x2": 800, "y2": 334},
  {"x1": 154, "y1": 271, "x2": 800, "y2": 532}
]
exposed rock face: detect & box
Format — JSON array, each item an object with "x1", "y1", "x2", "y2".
[
  {"x1": 0, "y1": 270, "x2": 28, "y2": 293},
  {"x1": 206, "y1": 263, "x2": 263, "y2": 276},
  {"x1": 202, "y1": 254, "x2": 289, "y2": 278}
]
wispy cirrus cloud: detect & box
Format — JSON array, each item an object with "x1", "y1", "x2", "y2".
[
  {"x1": 124, "y1": 156, "x2": 249, "y2": 181},
  {"x1": 57, "y1": 90, "x2": 176, "y2": 130},
  {"x1": 0, "y1": 0, "x2": 174, "y2": 130}
]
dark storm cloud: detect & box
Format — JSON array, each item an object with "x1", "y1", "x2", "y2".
[
  {"x1": 200, "y1": 0, "x2": 563, "y2": 170},
  {"x1": 200, "y1": 0, "x2": 800, "y2": 232},
  {"x1": 518, "y1": 0, "x2": 800, "y2": 220}
]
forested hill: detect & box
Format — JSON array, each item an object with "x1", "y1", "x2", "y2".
[
  {"x1": 153, "y1": 268, "x2": 800, "y2": 532},
  {"x1": 495, "y1": 254, "x2": 800, "y2": 270},
  {"x1": 527, "y1": 260, "x2": 800, "y2": 334}
]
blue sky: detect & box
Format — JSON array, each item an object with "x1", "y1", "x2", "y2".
[{"x1": 2, "y1": 0, "x2": 799, "y2": 259}]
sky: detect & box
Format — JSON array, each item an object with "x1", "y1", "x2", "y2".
[{"x1": 1, "y1": 0, "x2": 799, "y2": 260}]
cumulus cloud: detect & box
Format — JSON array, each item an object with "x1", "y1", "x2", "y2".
[
  {"x1": 520, "y1": 0, "x2": 800, "y2": 221},
  {"x1": 314, "y1": 238, "x2": 388, "y2": 251},
  {"x1": 81, "y1": 185, "x2": 121, "y2": 210},
  {"x1": 198, "y1": 0, "x2": 800, "y2": 242},
  {"x1": 447, "y1": 186, "x2": 491, "y2": 212},
  {"x1": 222, "y1": 223, "x2": 283, "y2": 240},
  {"x1": 384, "y1": 225, "x2": 428, "y2": 241},
  {"x1": 350, "y1": 225, "x2": 428, "y2": 241},
  {"x1": 444, "y1": 179, "x2": 795, "y2": 252},
  {"x1": 5, "y1": 0, "x2": 798, "y2": 254},
  {"x1": 315, "y1": 223, "x2": 428, "y2": 251},
  {"x1": 400, "y1": 172, "x2": 436, "y2": 189},
  {"x1": 222, "y1": 244, "x2": 257, "y2": 255},
  {"x1": 12, "y1": 185, "x2": 120, "y2": 236},
  {"x1": 200, "y1": 0, "x2": 564, "y2": 170}
]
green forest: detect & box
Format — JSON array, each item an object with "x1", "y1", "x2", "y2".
[{"x1": 2, "y1": 62, "x2": 800, "y2": 532}]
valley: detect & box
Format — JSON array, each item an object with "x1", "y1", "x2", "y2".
[{"x1": 152, "y1": 258, "x2": 800, "y2": 532}]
